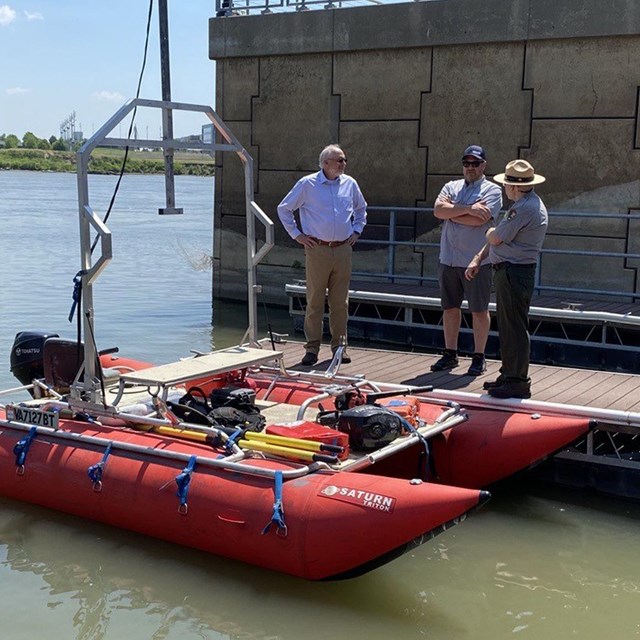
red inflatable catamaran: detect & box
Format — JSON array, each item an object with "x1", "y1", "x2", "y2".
[
  {"x1": 0, "y1": 99, "x2": 592, "y2": 580},
  {"x1": 0, "y1": 341, "x2": 592, "y2": 580}
]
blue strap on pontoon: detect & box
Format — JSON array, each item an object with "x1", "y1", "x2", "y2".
[
  {"x1": 399, "y1": 416, "x2": 431, "y2": 479},
  {"x1": 261, "y1": 470, "x2": 287, "y2": 536},
  {"x1": 87, "y1": 442, "x2": 113, "y2": 486},
  {"x1": 175, "y1": 455, "x2": 197, "y2": 509},
  {"x1": 13, "y1": 426, "x2": 38, "y2": 468},
  {"x1": 405, "y1": 420, "x2": 430, "y2": 454}
]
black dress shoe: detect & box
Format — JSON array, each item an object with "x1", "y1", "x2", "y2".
[
  {"x1": 301, "y1": 352, "x2": 318, "y2": 366},
  {"x1": 483, "y1": 376, "x2": 506, "y2": 390},
  {"x1": 487, "y1": 382, "x2": 531, "y2": 399}
]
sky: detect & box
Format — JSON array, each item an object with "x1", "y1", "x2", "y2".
[{"x1": 0, "y1": 1, "x2": 216, "y2": 140}]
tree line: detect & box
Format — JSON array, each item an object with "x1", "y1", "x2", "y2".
[
  {"x1": 0, "y1": 132, "x2": 215, "y2": 176},
  {"x1": 1, "y1": 131, "x2": 69, "y2": 151}
]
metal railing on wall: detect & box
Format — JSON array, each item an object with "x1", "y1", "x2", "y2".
[
  {"x1": 355, "y1": 207, "x2": 640, "y2": 302},
  {"x1": 214, "y1": 0, "x2": 410, "y2": 17}
]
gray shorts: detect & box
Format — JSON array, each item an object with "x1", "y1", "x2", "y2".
[{"x1": 438, "y1": 263, "x2": 492, "y2": 312}]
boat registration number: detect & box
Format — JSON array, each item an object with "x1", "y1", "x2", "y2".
[{"x1": 6, "y1": 405, "x2": 59, "y2": 429}]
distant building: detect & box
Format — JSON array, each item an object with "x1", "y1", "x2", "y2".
[
  {"x1": 201, "y1": 124, "x2": 215, "y2": 145},
  {"x1": 175, "y1": 134, "x2": 202, "y2": 149}
]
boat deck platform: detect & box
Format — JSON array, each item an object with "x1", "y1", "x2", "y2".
[{"x1": 120, "y1": 347, "x2": 283, "y2": 388}]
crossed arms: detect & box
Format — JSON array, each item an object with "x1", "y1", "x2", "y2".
[{"x1": 434, "y1": 195, "x2": 493, "y2": 226}]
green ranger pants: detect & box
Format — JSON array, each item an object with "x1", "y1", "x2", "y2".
[{"x1": 493, "y1": 264, "x2": 536, "y2": 383}]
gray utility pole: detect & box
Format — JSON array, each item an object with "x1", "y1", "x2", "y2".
[{"x1": 158, "y1": 0, "x2": 183, "y2": 215}]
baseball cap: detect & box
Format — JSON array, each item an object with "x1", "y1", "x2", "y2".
[{"x1": 462, "y1": 145, "x2": 486, "y2": 161}]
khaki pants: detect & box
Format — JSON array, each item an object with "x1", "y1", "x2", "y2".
[{"x1": 303, "y1": 243, "x2": 352, "y2": 353}]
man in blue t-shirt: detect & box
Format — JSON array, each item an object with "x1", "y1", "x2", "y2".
[{"x1": 431, "y1": 145, "x2": 502, "y2": 376}]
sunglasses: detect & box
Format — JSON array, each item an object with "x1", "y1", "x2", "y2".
[
  {"x1": 332, "y1": 157, "x2": 347, "y2": 164},
  {"x1": 462, "y1": 160, "x2": 483, "y2": 168}
]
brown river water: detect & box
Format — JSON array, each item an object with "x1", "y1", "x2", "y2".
[{"x1": 1, "y1": 171, "x2": 639, "y2": 639}]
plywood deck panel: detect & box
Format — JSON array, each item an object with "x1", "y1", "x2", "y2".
[{"x1": 121, "y1": 347, "x2": 283, "y2": 387}]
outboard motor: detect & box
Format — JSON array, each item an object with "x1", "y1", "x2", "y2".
[
  {"x1": 337, "y1": 405, "x2": 403, "y2": 451},
  {"x1": 9, "y1": 331, "x2": 58, "y2": 387}
]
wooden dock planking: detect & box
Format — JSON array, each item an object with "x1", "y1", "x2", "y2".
[
  {"x1": 528, "y1": 366, "x2": 584, "y2": 396},
  {"x1": 548, "y1": 370, "x2": 617, "y2": 406},
  {"x1": 585, "y1": 375, "x2": 640, "y2": 412},
  {"x1": 615, "y1": 386, "x2": 640, "y2": 412},
  {"x1": 274, "y1": 340, "x2": 640, "y2": 415}
]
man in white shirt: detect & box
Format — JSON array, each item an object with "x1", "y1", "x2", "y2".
[{"x1": 278, "y1": 145, "x2": 367, "y2": 366}]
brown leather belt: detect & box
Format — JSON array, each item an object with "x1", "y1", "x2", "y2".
[{"x1": 313, "y1": 238, "x2": 348, "y2": 247}]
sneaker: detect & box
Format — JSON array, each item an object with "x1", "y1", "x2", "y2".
[
  {"x1": 487, "y1": 382, "x2": 531, "y2": 399},
  {"x1": 301, "y1": 351, "x2": 318, "y2": 366},
  {"x1": 430, "y1": 350, "x2": 459, "y2": 372},
  {"x1": 467, "y1": 353, "x2": 486, "y2": 376},
  {"x1": 332, "y1": 348, "x2": 351, "y2": 364}
]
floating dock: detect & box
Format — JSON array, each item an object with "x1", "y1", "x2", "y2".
[
  {"x1": 273, "y1": 340, "x2": 640, "y2": 501},
  {"x1": 286, "y1": 281, "x2": 640, "y2": 373}
]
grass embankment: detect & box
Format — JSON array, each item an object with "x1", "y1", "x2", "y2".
[{"x1": 0, "y1": 147, "x2": 215, "y2": 176}]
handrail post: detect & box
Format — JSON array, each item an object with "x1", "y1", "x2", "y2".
[
  {"x1": 244, "y1": 153, "x2": 258, "y2": 345},
  {"x1": 388, "y1": 209, "x2": 396, "y2": 283},
  {"x1": 158, "y1": 0, "x2": 182, "y2": 215},
  {"x1": 74, "y1": 154, "x2": 98, "y2": 401}
]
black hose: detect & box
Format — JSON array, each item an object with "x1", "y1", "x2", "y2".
[
  {"x1": 366, "y1": 385, "x2": 433, "y2": 403},
  {"x1": 261, "y1": 299, "x2": 276, "y2": 351},
  {"x1": 91, "y1": 0, "x2": 154, "y2": 254}
]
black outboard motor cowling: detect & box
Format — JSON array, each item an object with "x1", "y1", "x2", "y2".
[
  {"x1": 337, "y1": 404, "x2": 403, "y2": 451},
  {"x1": 10, "y1": 331, "x2": 58, "y2": 386}
]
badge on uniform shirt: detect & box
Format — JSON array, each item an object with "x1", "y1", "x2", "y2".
[{"x1": 507, "y1": 208, "x2": 517, "y2": 221}]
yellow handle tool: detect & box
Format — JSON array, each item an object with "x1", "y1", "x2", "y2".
[
  {"x1": 149, "y1": 425, "x2": 341, "y2": 463},
  {"x1": 152, "y1": 425, "x2": 212, "y2": 444},
  {"x1": 243, "y1": 430, "x2": 343, "y2": 453},
  {"x1": 238, "y1": 439, "x2": 339, "y2": 464}
]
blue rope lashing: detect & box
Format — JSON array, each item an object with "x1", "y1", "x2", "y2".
[
  {"x1": 68, "y1": 271, "x2": 84, "y2": 322},
  {"x1": 13, "y1": 426, "x2": 38, "y2": 470},
  {"x1": 175, "y1": 455, "x2": 197, "y2": 514},
  {"x1": 261, "y1": 470, "x2": 287, "y2": 536},
  {"x1": 397, "y1": 415, "x2": 431, "y2": 479},
  {"x1": 87, "y1": 442, "x2": 113, "y2": 489},
  {"x1": 224, "y1": 427, "x2": 243, "y2": 454}
]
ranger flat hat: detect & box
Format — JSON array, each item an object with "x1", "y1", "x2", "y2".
[{"x1": 493, "y1": 159, "x2": 546, "y2": 186}]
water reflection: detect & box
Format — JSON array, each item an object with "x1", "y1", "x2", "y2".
[
  {"x1": 2, "y1": 486, "x2": 640, "y2": 640},
  {"x1": 0, "y1": 499, "x2": 443, "y2": 640}
]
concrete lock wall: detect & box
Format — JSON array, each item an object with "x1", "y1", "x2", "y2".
[{"x1": 209, "y1": 0, "x2": 640, "y2": 304}]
